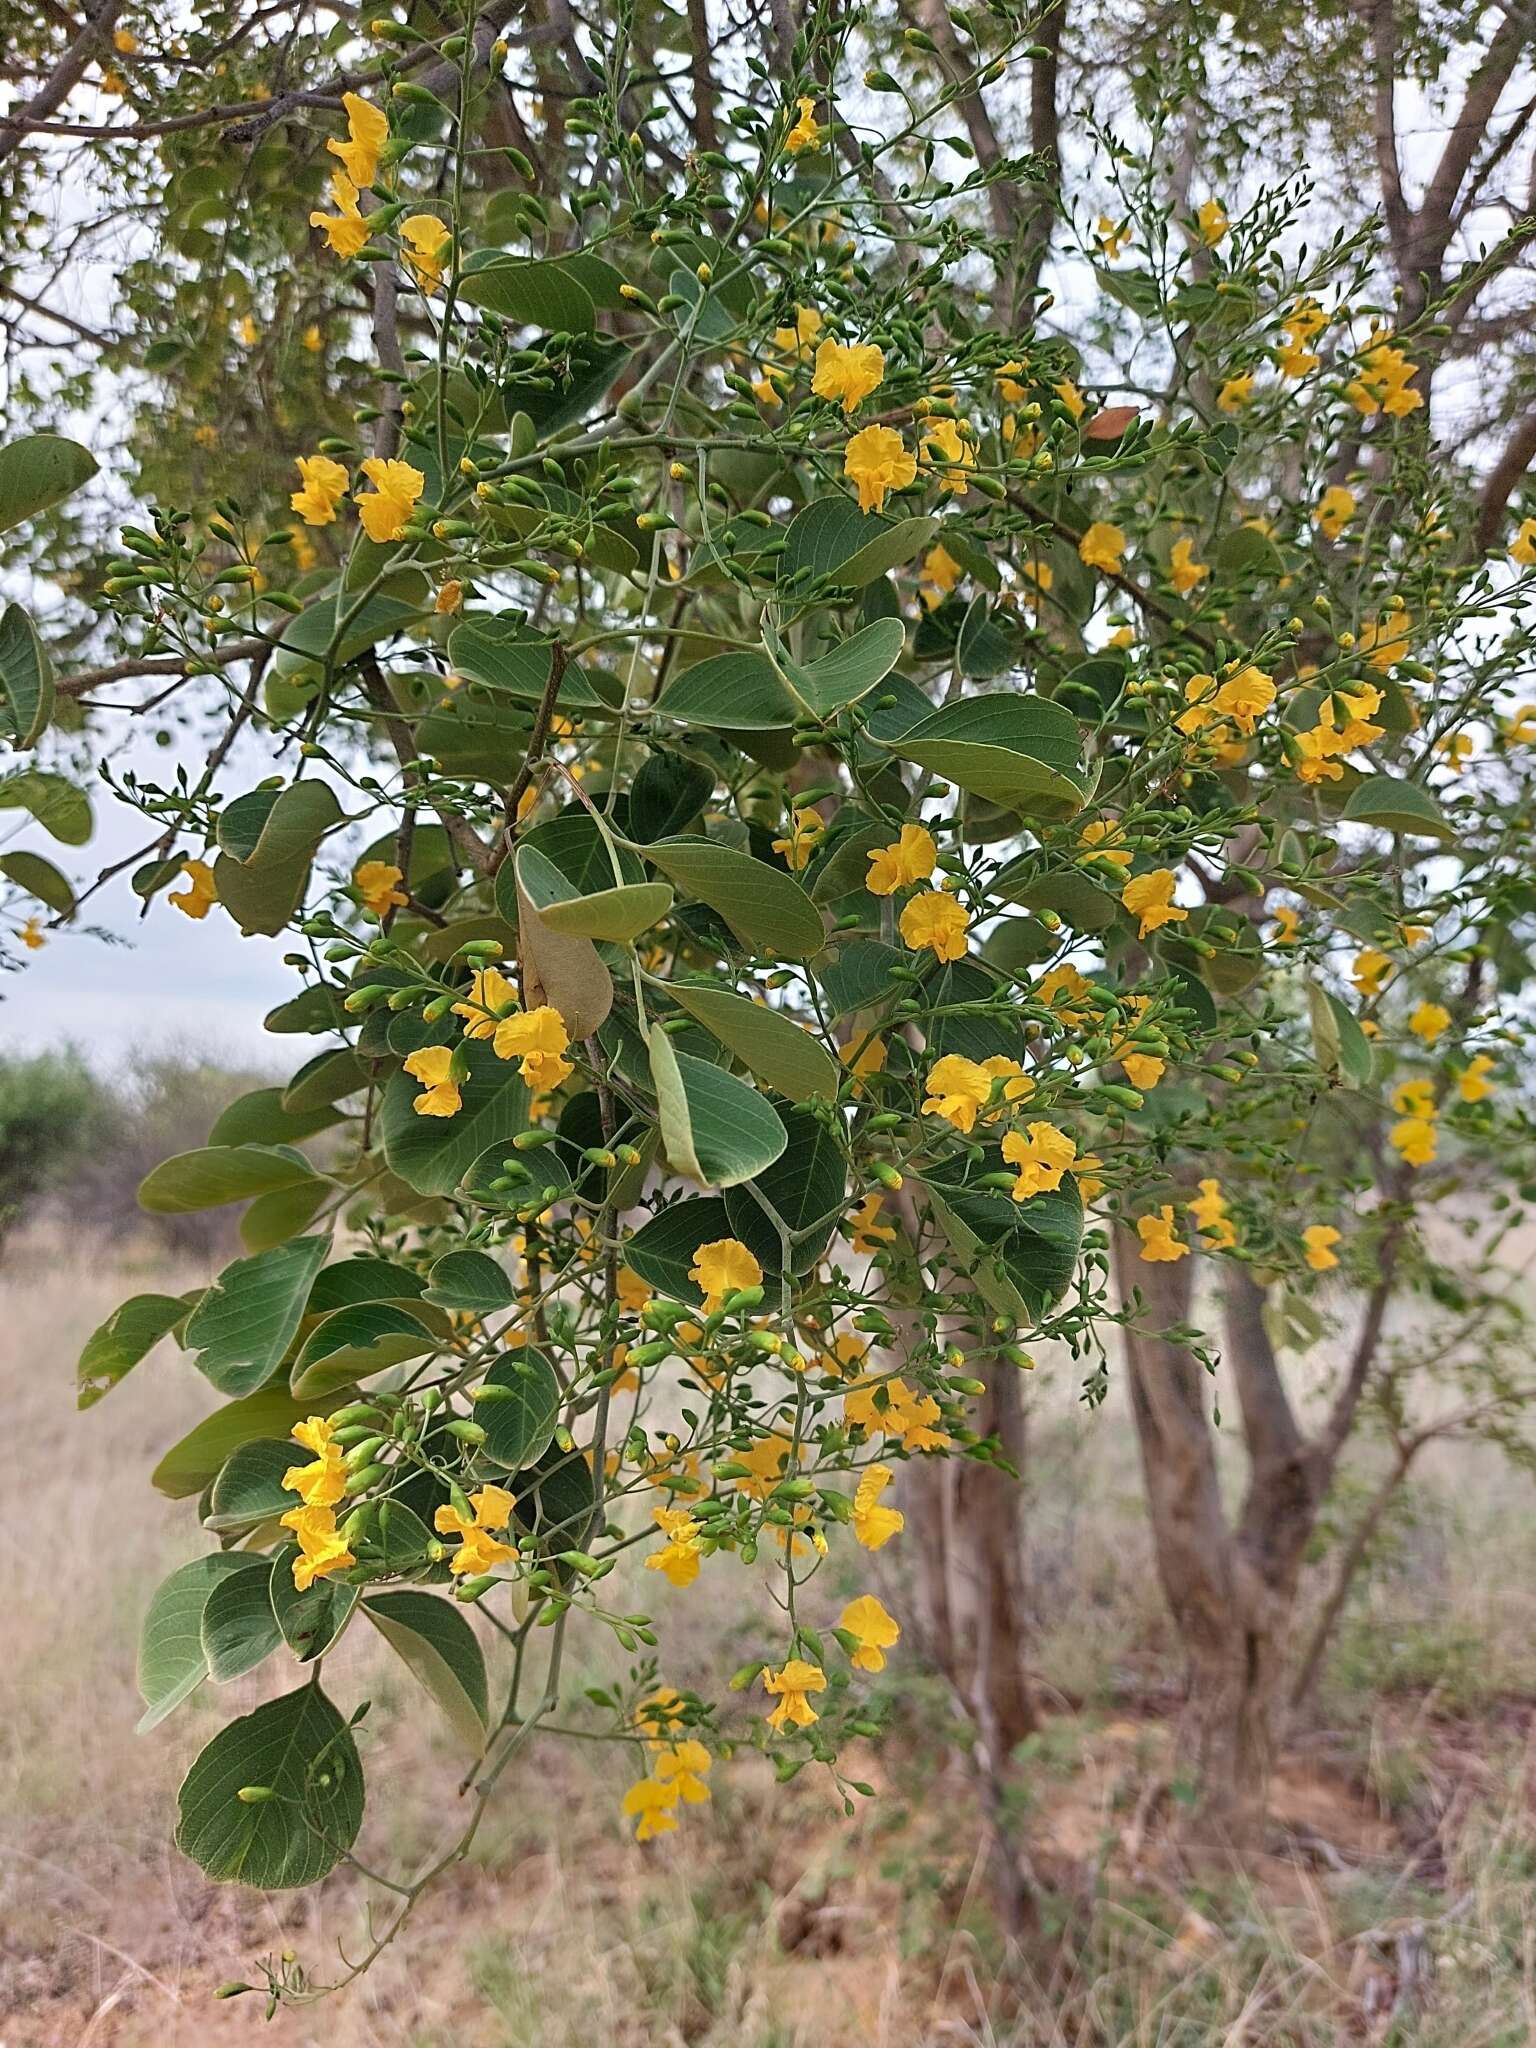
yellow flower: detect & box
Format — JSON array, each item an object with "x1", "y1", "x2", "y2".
[
  {"x1": 1215, "y1": 665, "x2": 1275, "y2": 734},
  {"x1": 622, "y1": 1775, "x2": 679, "y2": 1841},
  {"x1": 866, "y1": 823, "x2": 936, "y2": 895},
  {"x1": 1302, "y1": 1224, "x2": 1341, "y2": 1271},
  {"x1": 1078, "y1": 520, "x2": 1125, "y2": 574},
  {"x1": 1351, "y1": 948, "x2": 1391, "y2": 997},
  {"x1": 645, "y1": 1506, "x2": 704, "y2": 1589},
  {"x1": 1357, "y1": 611, "x2": 1411, "y2": 673},
  {"x1": 1137, "y1": 1205, "x2": 1189, "y2": 1262},
  {"x1": 279, "y1": 1504, "x2": 356, "y2": 1591},
  {"x1": 434, "y1": 1484, "x2": 516, "y2": 1575},
  {"x1": 773, "y1": 305, "x2": 823, "y2": 355},
  {"x1": 1458, "y1": 1054, "x2": 1495, "y2": 1103},
  {"x1": 1389, "y1": 1077, "x2": 1438, "y2": 1166},
  {"x1": 1390, "y1": 1115, "x2": 1437, "y2": 1166},
  {"x1": 400, "y1": 213, "x2": 451, "y2": 293},
  {"x1": 169, "y1": 858, "x2": 217, "y2": 920},
  {"x1": 327, "y1": 91, "x2": 388, "y2": 190},
  {"x1": 842, "y1": 1032, "x2": 887, "y2": 1082},
  {"x1": 1001, "y1": 1123, "x2": 1076, "y2": 1202},
  {"x1": 1217, "y1": 372, "x2": 1255, "y2": 413},
  {"x1": 1277, "y1": 296, "x2": 1327, "y2": 378},
  {"x1": 1169, "y1": 535, "x2": 1208, "y2": 595},
  {"x1": 281, "y1": 1415, "x2": 347, "y2": 1508},
  {"x1": 1035, "y1": 962, "x2": 1094, "y2": 1026},
  {"x1": 403, "y1": 1044, "x2": 461, "y2": 1118},
  {"x1": 843, "y1": 1373, "x2": 948, "y2": 1451},
  {"x1": 1079, "y1": 818, "x2": 1133, "y2": 870},
  {"x1": 355, "y1": 457, "x2": 424, "y2": 542},
  {"x1": 114, "y1": 26, "x2": 139, "y2": 52},
  {"x1": 1054, "y1": 378, "x2": 1086, "y2": 420},
  {"x1": 1346, "y1": 336, "x2": 1423, "y2": 418},
  {"x1": 1501, "y1": 702, "x2": 1536, "y2": 742},
  {"x1": 1195, "y1": 198, "x2": 1229, "y2": 245},
  {"x1": 290, "y1": 453, "x2": 349, "y2": 526},
  {"x1": 840, "y1": 1594, "x2": 900, "y2": 1673},
  {"x1": 653, "y1": 1738, "x2": 711, "y2": 1805},
  {"x1": 1091, "y1": 213, "x2": 1129, "y2": 258},
  {"x1": 1121, "y1": 868, "x2": 1186, "y2": 938},
  {"x1": 617, "y1": 1265, "x2": 651, "y2": 1314},
  {"x1": 236, "y1": 314, "x2": 258, "y2": 348},
  {"x1": 1408, "y1": 1001, "x2": 1451, "y2": 1045},
  {"x1": 785, "y1": 95, "x2": 824, "y2": 154},
  {"x1": 848, "y1": 1193, "x2": 897, "y2": 1251},
  {"x1": 19, "y1": 918, "x2": 45, "y2": 950},
  {"x1": 355, "y1": 859, "x2": 407, "y2": 916},
  {"x1": 435, "y1": 579, "x2": 463, "y2": 614},
  {"x1": 843, "y1": 424, "x2": 916, "y2": 514},
  {"x1": 1436, "y1": 731, "x2": 1474, "y2": 774},
  {"x1": 982, "y1": 1054, "x2": 1034, "y2": 1108},
  {"x1": 772, "y1": 806, "x2": 824, "y2": 870},
  {"x1": 812, "y1": 338, "x2": 885, "y2": 413},
  {"x1": 921, "y1": 542, "x2": 964, "y2": 605},
  {"x1": 1272, "y1": 904, "x2": 1300, "y2": 945},
  {"x1": 979, "y1": 356, "x2": 1023, "y2": 407},
  {"x1": 851, "y1": 1464, "x2": 904, "y2": 1550},
  {"x1": 302, "y1": 323, "x2": 324, "y2": 353},
  {"x1": 1511, "y1": 518, "x2": 1536, "y2": 567},
  {"x1": 493, "y1": 1004, "x2": 573, "y2": 1091},
  {"x1": 899, "y1": 889, "x2": 969, "y2": 961},
  {"x1": 1188, "y1": 1177, "x2": 1237, "y2": 1251},
  {"x1": 451, "y1": 963, "x2": 517, "y2": 1039},
  {"x1": 762, "y1": 1658, "x2": 826, "y2": 1731},
  {"x1": 689, "y1": 1237, "x2": 763, "y2": 1311},
  {"x1": 922, "y1": 1054, "x2": 993, "y2": 1133},
  {"x1": 921, "y1": 416, "x2": 977, "y2": 495},
  {"x1": 309, "y1": 171, "x2": 370, "y2": 259},
  {"x1": 1314, "y1": 485, "x2": 1356, "y2": 540},
  {"x1": 750, "y1": 367, "x2": 786, "y2": 408}
]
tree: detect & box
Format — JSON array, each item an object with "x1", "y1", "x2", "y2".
[{"x1": 2, "y1": 0, "x2": 1535, "y2": 2002}]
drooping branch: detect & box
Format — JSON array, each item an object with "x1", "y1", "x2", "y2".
[{"x1": 0, "y1": 0, "x2": 126, "y2": 168}]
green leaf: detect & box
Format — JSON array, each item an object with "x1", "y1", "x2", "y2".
[
  {"x1": 994, "y1": 863, "x2": 1118, "y2": 933},
  {"x1": 205, "y1": 1437, "x2": 297, "y2": 1534},
  {"x1": 290, "y1": 1302, "x2": 439, "y2": 1399},
  {"x1": 642, "y1": 838, "x2": 824, "y2": 957},
  {"x1": 0, "y1": 433, "x2": 97, "y2": 533},
  {"x1": 780, "y1": 497, "x2": 938, "y2": 588},
  {"x1": 0, "y1": 603, "x2": 54, "y2": 746},
  {"x1": 623, "y1": 1195, "x2": 733, "y2": 1301},
  {"x1": 1306, "y1": 980, "x2": 1374, "y2": 1087},
  {"x1": 270, "y1": 1552, "x2": 359, "y2": 1661},
  {"x1": 185, "y1": 1236, "x2": 331, "y2": 1397},
  {"x1": 174, "y1": 1684, "x2": 363, "y2": 1889},
  {"x1": 922, "y1": 1172, "x2": 1083, "y2": 1323},
  {"x1": 513, "y1": 844, "x2": 615, "y2": 1039},
  {"x1": 380, "y1": 1037, "x2": 529, "y2": 1197},
  {"x1": 457, "y1": 256, "x2": 597, "y2": 330},
  {"x1": 240, "y1": 1179, "x2": 330, "y2": 1253},
  {"x1": 282, "y1": 1047, "x2": 372, "y2": 1114},
  {"x1": 650, "y1": 1034, "x2": 788, "y2": 1189},
  {"x1": 138, "y1": 1144, "x2": 317, "y2": 1215},
  {"x1": 1341, "y1": 774, "x2": 1453, "y2": 842},
  {"x1": 200, "y1": 1561, "x2": 284, "y2": 1683},
  {"x1": 773, "y1": 617, "x2": 907, "y2": 718},
  {"x1": 363, "y1": 1592, "x2": 489, "y2": 1752},
  {"x1": 629, "y1": 750, "x2": 715, "y2": 841},
  {"x1": 0, "y1": 848, "x2": 74, "y2": 915},
  {"x1": 723, "y1": 1105, "x2": 847, "y2": 1274},
  {"x1": 448, "y1": 615, "x2": 615, "y2": 710},
  {"x1": 478, "y1": 1347, "x2": 562, "y2": 1471},
  {"x1": 274, "y1": 588, "x2": 426, "y2": 677},
  {"x1": 0, "y1": 768, "x2": 92, "y2": 845},
  {"x1": 214, "y1": 781, "x2": 344, "y2": 937},
  {"x1": 816, "y1": 938, "x2": 906, "y2": 1015},
  {"x1": 423, "y1": 1248, "x2": 514, "y2": 1312},
  {"x1": 659, "y1": 650, "x2": 796, "y2": 731},
  {"x1": 514, "y1": 841, "x2": 672, "y2": 943},
  {"x1": 879, "y1": 695, "x2": 1087, "y2": 816},
  {"x1": 153, "y1": 1386, "x2": 353, "y2": 1500},
  {"x1": 137, "y1": 1552, "x2": 255, "y2": 1732},
  {"x1": 667, "y1": 983, "x2": 840, "y2": 1102},
  {"x1": 77, "y1": 1291, "x2": 188, "y2": 1409},
  {"x1": 209, "y1": 1085, "x2": 341, "y2": 1148},
  {"x1": 308, "y1": 1255, "x2": 428, "y2": 1312}
]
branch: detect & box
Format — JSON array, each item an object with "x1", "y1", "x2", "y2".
[
  {"x1": 1315, "y1": 1218, "x2": 1403, "y2": 1475},
  {"x1": 0, "y1": 0, "x2": 126, "y2": 167},
  {"x1": 1474, "y1": 402, "x2": 1536, "y2": 551},
  {"x1": 0, "y1": 281, "x2": 118, "y2": 345},
  {"x1": 1413, "y1": 1, "x2": 1536, "y2": 284},
  {"x1": 57, "y1": 637, "x2": 271, "y2": 699}
]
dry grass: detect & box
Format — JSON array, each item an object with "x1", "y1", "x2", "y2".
[{"x1": 4, "y1": 1238, "x2": 1536, "y2": 2046}]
